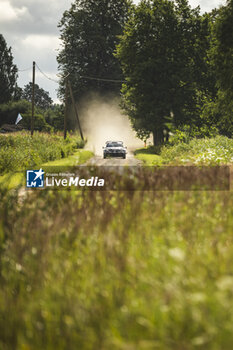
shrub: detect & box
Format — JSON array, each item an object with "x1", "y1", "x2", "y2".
[
  {"x1": 169, "y1": 125, "x2": 219, "y2": 146},
  {"x1": 0, "y1": 100, "x2": 31, "y2": 126},
  {"x1": 21, "y1": 113, "x2": 52, "y2": 132},
  {"x1": 160, "y1": 135, "x2": 233, "y2": 165}
]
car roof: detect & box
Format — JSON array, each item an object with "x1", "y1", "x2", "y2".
[{"x1": 106, "y1": 141, "x2": 123, "y2": 144}]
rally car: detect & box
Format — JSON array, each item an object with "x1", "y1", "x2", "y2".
[{"x1": 103, "y1": 141, "x2": 127, "y2": 159}]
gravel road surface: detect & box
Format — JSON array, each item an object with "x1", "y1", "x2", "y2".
[{"x1": 85, "y1": 149, "x2": 142, "y2": 166}]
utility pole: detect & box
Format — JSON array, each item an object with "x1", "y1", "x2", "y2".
[
  {"x1": 64, "y1": 78, "x2": 68, "y2": 139},
  {"x1": 68, "y1": 80, "x2": 84, "y2": 141},
  {"x1": 31, "y1": 61, "x2": 35, "y2": 136}
]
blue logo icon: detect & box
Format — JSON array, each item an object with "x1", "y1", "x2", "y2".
[{"x1": 26, "y1": 169, "x2": 45, "y2": 188}]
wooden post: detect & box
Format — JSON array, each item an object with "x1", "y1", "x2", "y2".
[
  {"x1": 68, "y1": 80, "x2": 84, "y2": 141},
  {"x1": 31, "y1": 61, "x2": 35, "y2": 136},
  {"x1": 64, "y1": 78, "x2": 68, "y2": 139}
]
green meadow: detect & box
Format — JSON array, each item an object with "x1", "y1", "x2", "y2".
[
  {"x1": 0, "y1": 132, "x2": 233, "y2": 349},
  {"x1": 0, "y1": 188, "x2": 233, "y2": 349}
]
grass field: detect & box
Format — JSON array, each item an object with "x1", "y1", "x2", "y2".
[
  {"x1": 0, "y1": 134, "x2": 233, "y2": 349},
  {"x1": 0, "y1": 185, "x2": 233, "y2": 349},
  {"x1": 0, "y1": 132, "x2": 93, "y2": 190},
  {"x1": 0, "y1": 132, "x2": 85, "y2": 174}
]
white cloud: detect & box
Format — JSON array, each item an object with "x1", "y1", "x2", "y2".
[
  {"x1": 0, "y1": 1, "x2": 27, "y2": 22},
  {"x1": 133, "y1": 0, "x2": 226, "y2": 13},
  {"x1": 0, "y1": 0, "x2": 227, "y2": 102},
  {"x1": 189, "y1": 0, "x2": 226, "y2": 12},
  {"x1": 22, "y1": 34, "x2": 60, "y2": 51}
]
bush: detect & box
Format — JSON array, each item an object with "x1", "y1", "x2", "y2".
[
  {"x1": 161, "y1": 135, "x2": 233, "y2": 165},
  {"x1": 0, "y1": 100, "x2": 31, "y2": 126},
  {"x1": 21, "y1": 113, "x2": 52, "y2": 132},
  {"x1": 169, "y1": 125, "x2": 219, "y2": 146},
  {"x1": 0, "y1": 100, "x2": 54, "y2": 132}
]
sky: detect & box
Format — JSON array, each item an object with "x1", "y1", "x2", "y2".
[{"x1": 0, "y1": 0, "x2": 226, "y2": 103}]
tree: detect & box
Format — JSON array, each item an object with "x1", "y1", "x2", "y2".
[
  {"x1": 0, "y1": 34, "x2": 18, "y2": 104},
  {"x1": 200, "y1": 91, "x2": 233, "y2": 137},
  {"x1": 200, "y1": 1, "x2": 233, "y2": 138},
  {"x1": 57, "y1": 0, "x2": 132, "y2": 100},
  {"x1": 0, "y1": 99, "x2": 31, "y2": 126},
  {"x1": 22, "y1": 83, "x2": 53, "y2": 110},
  {"x1": 173, "y1": 8, "x2": 218, "y2": 131},
  {"x1": 116, "y1": 0, "x2": 212, "y2": 145},
  {"x1": 44, "y1": 104, "x2": 64, "y2": 131},
  {"x1": 212, "y1": 0, "x2": 233, "y2": 93}
]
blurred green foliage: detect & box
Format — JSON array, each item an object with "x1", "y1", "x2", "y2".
[{"x1": 0, "y1": 188, "x2": 233, "y2": 349}]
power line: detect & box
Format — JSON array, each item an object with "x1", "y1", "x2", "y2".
[
  {"x1": 23, "y1": 62, "x2": 125, "y2": 85},
  {"x1": 18, "y1": 67, "x2": 32, "y2": 72},
  {"x1": 80, "y1": 75, "x2": 126, "y2": 83},
  {"x1": 35, "y1": 63, "x2": 59, "y2": 83},
  {"x1": 58, "y1": 72, "x2": 70, "y2": 80}
]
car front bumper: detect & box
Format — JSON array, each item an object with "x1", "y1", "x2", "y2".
[{"x1": 104, "y1": 152, "x2": 126, "y2": 157}]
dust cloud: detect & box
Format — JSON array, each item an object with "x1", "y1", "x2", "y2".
[{"x1": 79, "y1": 94, "x2": 144, "y2": 155}]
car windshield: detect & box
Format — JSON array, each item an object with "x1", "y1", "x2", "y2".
[{"x1": 106, "y1": 142, "x2": 123, "y2": 147}]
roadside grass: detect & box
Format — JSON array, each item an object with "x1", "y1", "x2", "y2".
[
  {"x1": 0, "y1": 172, "x2": 24, "y2": 190},
  {"x1": 0, "y1": 131, "x2": 85, "y2": 175},
  {"x1": 0, "y1": 188, "x2": 233, "y2": 349},
  {"x1": 134, "y1": 153, "x2": 163, "y2": 165},
  {"x1": 0, "y1": 132, "x2": 93, "y2": 190},
  {"x1": 134, "y1": 147, "x2": 164, "y2": 165},
  {"x1": 135, "y1": 136, "x2": 233, "y2": 165},
  {"x1": 0, "y1": 150, "x2": 94, "y2": 190},
  {"x1": 42, "y1": 150, "x2": 93, "y2": 167}
]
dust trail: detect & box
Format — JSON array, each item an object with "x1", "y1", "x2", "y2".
[{"x1": 79, "y1": 94, "x2": 144, "y2": 155}]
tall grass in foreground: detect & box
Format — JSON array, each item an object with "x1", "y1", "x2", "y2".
[
  {"x1": 0, "y1": 132, "x2": 84, "y2": 174},
  {"x1": 0, "y1": 188, "x2": 233, "y2": 349}
]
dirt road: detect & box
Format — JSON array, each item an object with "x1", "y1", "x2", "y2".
[{"x1": 85, "y1": 149, "x2": 142, "y2": 166}]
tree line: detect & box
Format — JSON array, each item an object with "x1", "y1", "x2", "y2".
[
  {"x1": 0, "y1": 34, "x2": 62, "y2": 131},
  {"x1": 58, "y1": 0, "x2": 233, "y2": 145},
  {"x1": 1, "y1": 0, "x2": 233, "y2": 144}
]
